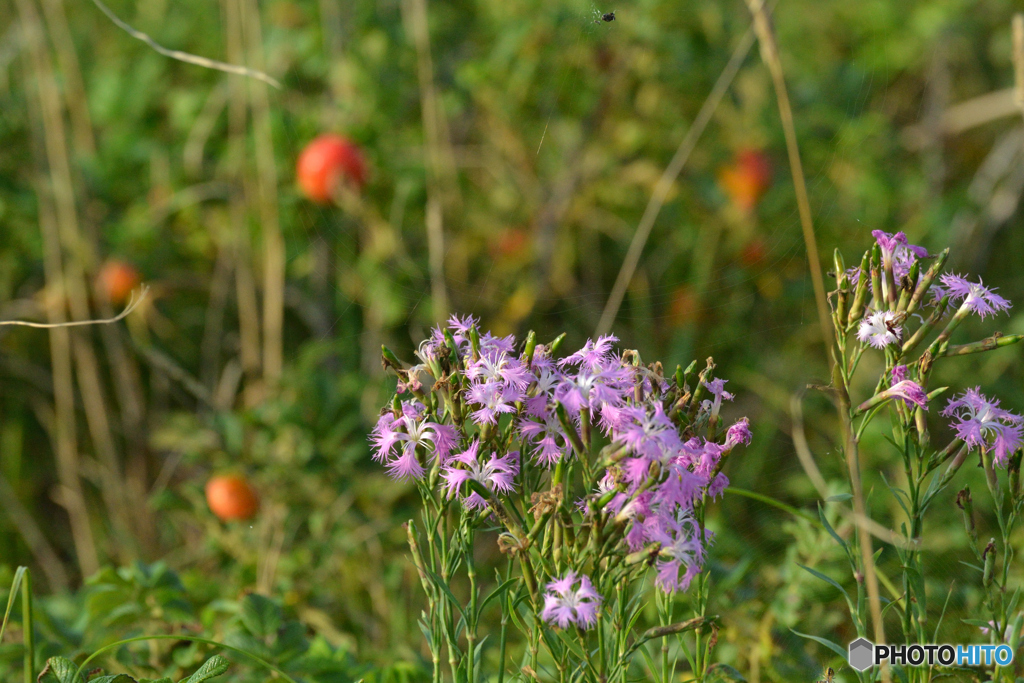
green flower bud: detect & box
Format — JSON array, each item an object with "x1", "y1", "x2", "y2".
[
  {"x1": 956, "y1": 487, "x2": 977, "y2": 543},
  {"x1": 982, "y1": 539, "x2": 996, "y2": 587}
]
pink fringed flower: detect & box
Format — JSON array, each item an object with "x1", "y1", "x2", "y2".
[
  {"x1": 943, "y1": 388, "x2": 1023, "y2": 467},
  {"x1": 645, "y1": 510, "x2": 710, "y2": 593},
  {"x1": 559, "y1": 335, "x2": 619, "y2": 370},
  {"x1": 441, "y1": 440, "x2": 518, "y2": 509},
  {"x1": 371, "y1": 402, "x2": 458, "y2": 480},
  {"x1": 938, "y1": 274, "x2": 1012, "y2": 319},
  {"x1": 873, "y1": 230, "x2": 928, "y2": 276},
  {"x1": 466, "y1": 382, "x2": 520, "y2": 425},
  {"x1": 518, "y1": 411, "x2": 569, "y2": 466},
  {"x1": 541, "y1": 571, "x2": 603, "y2": 629},
  {"x1": 857, "y1": 311, "x2": 902, "y2": 349}
]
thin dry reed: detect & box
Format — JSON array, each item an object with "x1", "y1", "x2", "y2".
[
  {"x1": 744, "y1": 4, "x2": 888, "y2": 680},
  {"x1": 224, "y1": 0, "x2": 264, "y2": 406}
]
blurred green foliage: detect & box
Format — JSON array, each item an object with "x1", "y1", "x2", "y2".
[{"x1": 2, "y1": 0, "x2": 1024, "y2": 679}]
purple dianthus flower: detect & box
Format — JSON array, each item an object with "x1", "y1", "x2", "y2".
[
  {"x1": 942, "y1": 388, "x2": 1023, "y2": 466},
  {"x1": 441, "y1": 440, "x2": 519, "y2": 509},
  {"x1": 541, "y1": 571, "x2": 603, "y2": 629},
  {"x1": 938, "y1": 274, "x2": 1012, "y2": 319},
  {"x1": 857, "y1": 311, "x2": 902, "y2": 349}
]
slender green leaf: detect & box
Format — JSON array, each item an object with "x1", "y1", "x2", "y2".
[
  {"x1": 0, "y1": 566, "x2": 26, "y2": 644},
  {"x1": 478, "y1": 579, "x2": 517, "y2": 617},
  {"x1": 425, "y1": 568, "x2": 466, "y2": 619},
  {"x1": 789, "y1": 629, "x2": 846, "y2": 660}
]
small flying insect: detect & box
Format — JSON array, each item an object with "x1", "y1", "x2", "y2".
[
  {"x1": 815, "y1": 666, "x2": 836, "y2": 683},
  {"x1": 595, "y1": 10, "x2": 615, "y2": 22},
  {"x1": 884, "y1": 311, "x2": 907, "y2": 338}
]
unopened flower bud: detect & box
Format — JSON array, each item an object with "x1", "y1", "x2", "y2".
[
  {"x1": 382, "y1": 345, "x2": 403, "y2": 373},
  {"x1": 847, "y1": 250, "x2": 871, "y2": 325},
  {"x1": 625, "y1": 543, "x2": 660, "y2": 566},
  {"x1": 896, "y1": 259, "x2": 919, "y2": 312},
  {"x1": 834, "y1": 249, "x2": 848, "y2": 326},
  {"x1": 906, "y1": 247, "x2": 949, "y2": 316},
  {"x1": 869, "y1": 244, "x2": 887, "y2": 310},
  {"x1": 983, "y1": 539, "x2": 996, "y2": 587},
  {"x1": 956, "y1": 487, "x2": 977, "y2": 543},
  {"x1": 1010, "y1": 614, "x2": 1023, "y2": 651},
  {"x1": 915, "y1": 406, "x2": 929, "y2": 450},
  {"x1": 522, "y1": 329, "x2": 537, "y2": 365},
  {"x1": 1009, "y1": 450, "x2": 1022, "y2": 501},
  {"x1": 548, "y1": 332, "x2": 566, "y2": 355},
  {"x1": 469, "y1": 325, "x2": 481, "y2": 359}
]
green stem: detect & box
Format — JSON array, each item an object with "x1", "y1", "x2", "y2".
[
  {"x1": 466, "y1": 524, "x2": 478, "y2": 683},
  {"x1": 22, "y1": 569, "x2": 32, "y2": 683}
]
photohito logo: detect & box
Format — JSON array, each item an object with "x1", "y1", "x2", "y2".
[{"x1": 847, "y1": 638, "x2": 1014, "y2": 671}]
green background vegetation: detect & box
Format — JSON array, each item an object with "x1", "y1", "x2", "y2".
[{"x1": 1, "y1": 0, "x2": 1023, "y2": 679}]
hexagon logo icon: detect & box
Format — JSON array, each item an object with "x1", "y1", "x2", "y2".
[{"x1": 848, "y1": 638, "x2": 874, "y2": 672}]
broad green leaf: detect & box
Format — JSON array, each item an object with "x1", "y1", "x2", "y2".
[
  {"x1": 90, "y1": 676, "x2": 138, "y2": 683},
  {"x1": 179, "y1": 655, "x2": 230, "y2": 683},
  {"x1": 240, "y1": 594, "x2": 282, "y2": 638},
  {"x1": 38, "y1": 656, "x2": 85, "y2": 683}
]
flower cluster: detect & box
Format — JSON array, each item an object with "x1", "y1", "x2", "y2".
[
  {"x1": 844, "y1": 230, "x2": 1022, "y2": 464},
  {"x1": 375, "y1": 316, "x2": 753, "y2": 632}
]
